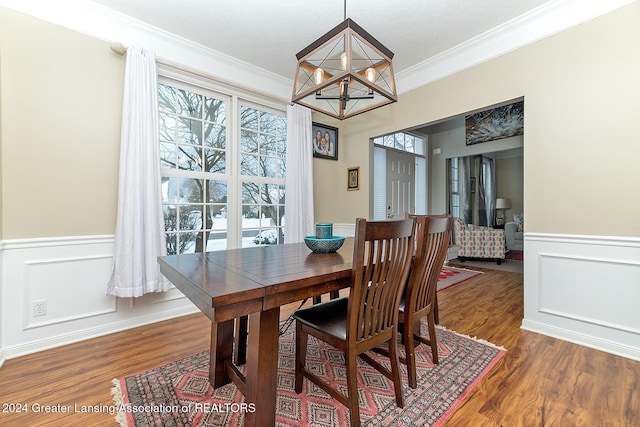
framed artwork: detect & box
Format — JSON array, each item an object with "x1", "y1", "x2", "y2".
[
  {"x1": 465, "y1": 100, "x2": 524, "y2": 145},
  {"x1": 312, "y1": 122, "x2": 338, "y2": 160},
  {"x1": 347, "y1": 166, "x2": 360, "y2": 191}
]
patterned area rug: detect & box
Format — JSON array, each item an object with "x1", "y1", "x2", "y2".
[
  {"x1": 112, "y1": 323, "x2": 505, "y2": 426},
  {"x1": 505, "y1": 250, "x2": 524, "y2": 261},
  {"x1": 437, "y1": 266, "x2": 483, "y2": 291}
]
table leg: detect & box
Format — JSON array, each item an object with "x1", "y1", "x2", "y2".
[
  {"x1": 209, "y1": 319, "x2": 234, "y2": 388},
  {"x1": 243, "y1": 307, "x2": 280, "y2": 427},
  {"x1": 234, "y1": 315, "x2": 248, "y2": 365}
]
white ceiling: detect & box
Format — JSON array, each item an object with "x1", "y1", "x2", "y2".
[{"x1": 87, "y1": 0, "x2": 554, "y2": 80}]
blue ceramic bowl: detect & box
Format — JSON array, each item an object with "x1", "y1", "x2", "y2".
[{"x1": 304, "y1": 236, "x2": 345, "y2": 253}]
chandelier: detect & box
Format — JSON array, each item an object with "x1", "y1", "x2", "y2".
[{"x1": 291, "y1": 7, "x2": 397, "y2": 120}]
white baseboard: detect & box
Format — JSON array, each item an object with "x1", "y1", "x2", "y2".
[
  {"x1": 2, "y1": 305, "x2": 199, "y2": 360},
  {"x1": 521, "y1": 319, "x2": 640, "y2": 362}
]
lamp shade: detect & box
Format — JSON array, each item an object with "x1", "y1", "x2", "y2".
[{"x1": 495, "y1": 198, "x2": 511, "y2": 209}]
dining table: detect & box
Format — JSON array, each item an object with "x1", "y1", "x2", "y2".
[{"x1": 157, "y1": 238, "x2": 354, "y2": 427}]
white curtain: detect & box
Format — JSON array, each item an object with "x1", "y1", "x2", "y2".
[
  {"x1": 284, "y1": 104, "x2": 314, "y2": 242},
  {"x1": 107, "y1": 45, "x2": 169, "y2": 297}
]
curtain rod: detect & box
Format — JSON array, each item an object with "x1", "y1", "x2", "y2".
[{"x1": 109, "y1": 43, "x2": 290, "y2": 105}]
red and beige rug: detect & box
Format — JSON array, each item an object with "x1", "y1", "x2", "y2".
[
  {"x1": 505, "y1": 250, "x2": 524, "y2": 261},
  {"x1": 112, "y1": 322, "x2": 504, "y2": 426},
  {"x1": 437, "y1": 265, "x2": 483, "y2": 291}
]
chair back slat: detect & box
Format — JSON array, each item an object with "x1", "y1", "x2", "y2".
[
  {"x1": 406, "y1": 214, "x2": 453, "y2": 317},
  {"x1": 349, "y1": 218, "x2": 415, "y2": 343}
]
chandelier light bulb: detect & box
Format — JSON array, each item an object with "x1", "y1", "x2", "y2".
[
  {"x1": 314, "y1": 68, "x2": 325, "y2": 85},
  {"x1": 340, "y1": 52, "x2": 348, "y2": 70},
  {"x1": 365, "y1": 67, "x2": 376, "y2": 83}
]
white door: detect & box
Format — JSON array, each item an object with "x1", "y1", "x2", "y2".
[{"x1": 386, "y1": 150, "x2": 415, "y2": 219}]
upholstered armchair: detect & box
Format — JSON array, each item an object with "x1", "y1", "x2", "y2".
[
  {"x1": 504, "y1": 214, "x2": 524, "y2": 251},
  {"x1": 452, "y1": 217, "x2": 505, "y2": 264}
]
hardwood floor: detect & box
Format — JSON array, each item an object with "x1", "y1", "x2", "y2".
[{"x1": 1, "y1": 267, "x2": 638, "y2": 426}]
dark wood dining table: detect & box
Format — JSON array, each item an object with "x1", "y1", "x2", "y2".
[{"x1": 157, "y1": 238, "x2": 354, "y2": 427}]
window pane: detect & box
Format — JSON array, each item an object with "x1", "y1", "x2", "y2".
[
  {"x1": 158, "y1": 84, "x2": 177, "y2": 113},
  {"x1": 179, "y1": 205, "x2": 203, "y2": 231},
  {"x1": 177, "y1": 119, "x2": 202, "y2": 145},
  {"x1": 241, "y1": 129, "x2": 258, "y2": 153},
  {"x1": 241, "y1": 154, "x2": 259, "y2": 176},
  {"x1": 159, "y1": 112, "x2": 176, "y2": 142},
  {"x1": 204, "y1": 96, "x2": 225, "y2": 123},
  {"x1": 241, "y1": 106, "x2": 258, "y2": 129},
  {"x1": 207, "y1": 180, "x2": 227, "y2": 203},
  {"x1": 204, "y1": 123, "x2": 226, "y2": 149},
  {"x1": 178, "y1": 145, "x2": 203, "y2": 171},
  {"x1": 263, "y1": 156, "x2": 280, "y2": 178},
  {"x1": 260, "y1": 134, "x2": 277, "y2": 156},
  {"x1": 260, "y1": 111, "x2": 277, "y2": 133},
  {"x1": 160, "y1": 142, "x2": 177, "y2": 170},
  {"x1": 242, "y1": 182, "x2": 260, "y2": 204},
  {"x1": 176, "y1": 88, "x2": 202, "y2": 118},
  {"x1": 204, "y1": 149, "x2": 225, "y2": 174},
  {"x1": 181, "y1": 178, "x2": 204, "y2": 203}
]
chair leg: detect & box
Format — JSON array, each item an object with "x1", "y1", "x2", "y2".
[
  {"x1": 294, "y1": 322, "x2": 308, "y2": 394},
  {"x1": 427, "y1": 314, "x2": 439, "y2": 365},
  {"x1": 404, "y1": 320, "x2": 418, "y2": 389},
  {"x1": 388, "y1": 331, "x2": 405, "y2": 407},
  {"x1": 345, "y1": 351, "x2": 361, "y2": 427}
]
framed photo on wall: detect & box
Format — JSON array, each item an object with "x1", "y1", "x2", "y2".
[
  {"x1": 312, "y1": 122, "x2": 338, "y2": 160},
  {"x1": 347, "y1": 166, "x2": 360, "y2": 191}
]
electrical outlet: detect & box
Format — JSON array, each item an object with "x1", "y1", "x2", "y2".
[{"x1": 33, "y1": 300, "x2": 47, "y2": 317}]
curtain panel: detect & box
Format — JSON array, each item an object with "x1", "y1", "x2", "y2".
[
  {"x1": 107, "y1": 45, "x2": 169, "y2": 297},
  {"x1": 284, "y1": 104, "x2": 314, "y2": 242}
]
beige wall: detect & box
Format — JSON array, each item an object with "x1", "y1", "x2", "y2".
[
  {"x1": 0, "y1": 8, "x2": 123, "y2": 239},
  {"x1": 496, "y1": 156, "x2": 524, "y2": 220},
  {"x1": 314, "y1": 2, "x2": 640, "y2": 237}
]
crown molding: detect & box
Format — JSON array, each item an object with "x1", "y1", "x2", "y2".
[
  {"x1": 0, "y1": 0, "x2": 293, "y2": 100},
  {"x1": 395, "y1": 0, "x2": 638, "y2": 94}
]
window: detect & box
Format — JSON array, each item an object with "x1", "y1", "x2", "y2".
[
  {"x1": 373, "y1": 131, "x2": 425, "y2": 155},
  {"x1": 240, "y1": 105, "x2": 286, "y2": 247},
  {"x1": 158, "y1": 79, "x2": 286, "y2": 254},
  {"x1": 450, "y1": 157, "x2": 460, "y2": 219}
]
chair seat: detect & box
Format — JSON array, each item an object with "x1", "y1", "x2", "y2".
[{"x1": 293, "y1": 297, "x2": 348, "y2": 341}]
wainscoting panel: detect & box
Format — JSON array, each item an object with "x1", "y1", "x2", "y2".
[
  {"x1": 1, "y1": 236, "x2": 198, "y2": 360},
  {"x1": 523, "y1": 233, "x2": 640, "y2": 361},
  {"x1": 23, "y1": 255, "x2": 117, "y2": 329}
]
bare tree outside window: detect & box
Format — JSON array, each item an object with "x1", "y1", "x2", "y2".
[{"x1": 158, "y1": 82, "x2": 286, "y2": 253}]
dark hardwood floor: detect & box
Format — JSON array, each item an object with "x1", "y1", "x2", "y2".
[{"x1": 0, "y1": 266, "x2": 638, "y2": 426}]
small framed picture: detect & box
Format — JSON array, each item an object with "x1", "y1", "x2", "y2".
[
  {"x1": 347, "y1": 166, "x2": 360, "y2": 191},
  {"x1": 312, "y1": 122, "x2": 338, "y2": 160}
]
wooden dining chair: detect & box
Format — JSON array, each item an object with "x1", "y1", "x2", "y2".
[
  {"x1": 400, "y1": 214, "x2": 452, "y2": 388},
  {"x1": 293, "y1": 217, "x2": 415, "y2": 427}
]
